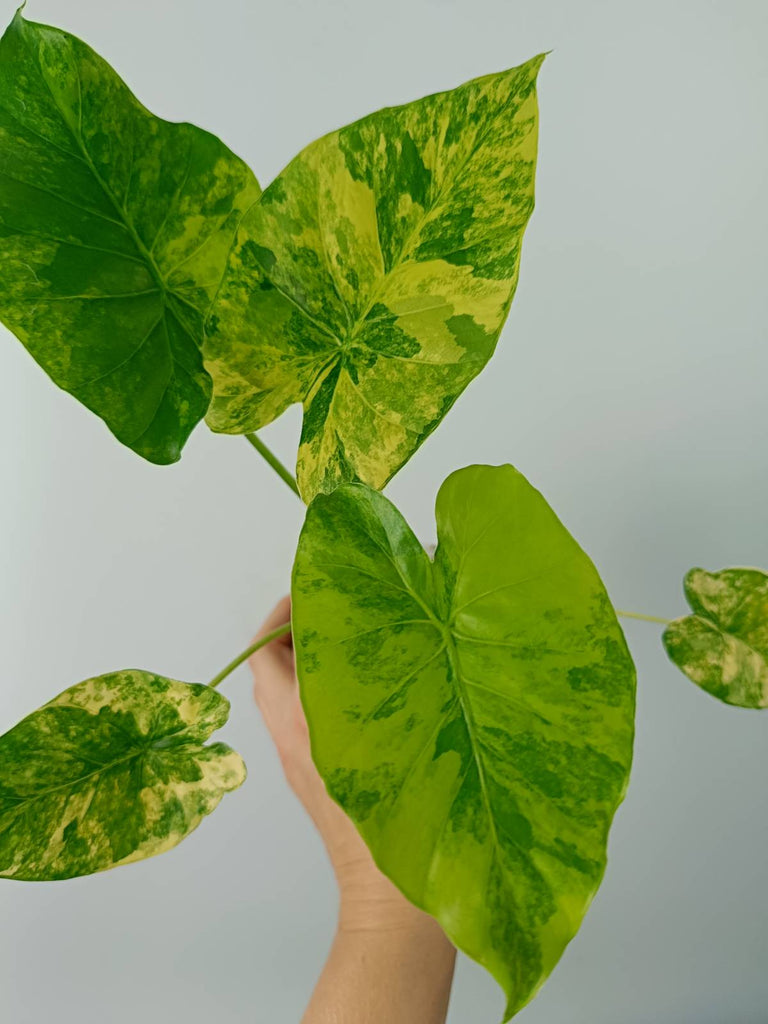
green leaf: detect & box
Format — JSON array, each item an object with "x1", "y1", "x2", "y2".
[
  {"x1": 0, "y1": 670, "x2": 246, "y2": 880},
  {"x1": 292, "y1": 464, "x2": 635, "y2": 1019},
  {"x1": 663, "y1": 567, "x2": 768, "y2": 709},
  {"x1": 205, "y1": 58, "x2": 543, "y2": 501},
  {"x1": 0, "y1": 11, "x2": 260, "y2": 463}
]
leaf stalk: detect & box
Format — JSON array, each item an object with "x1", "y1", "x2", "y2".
[
  {"x1": 208, "y1": 623, "x2": 292, "y2": 688},
  {"x1": 616, "y1": 610, "x2": 672, "y2": 626},
  {"x1": 244, "y1": 433, "x2": 301, "y2": 499}
]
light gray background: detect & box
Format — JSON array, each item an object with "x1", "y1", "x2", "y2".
[{"x1": 1, "y1": 0, "x2": 766, "y2": 1021}]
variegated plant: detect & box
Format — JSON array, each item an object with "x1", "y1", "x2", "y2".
[
  {"x1": 204, "y1": 58, "x2": 542, "y2": 500},
  {"x1": 0, "y1": 8, "x2": 762, "y2": 1023}
]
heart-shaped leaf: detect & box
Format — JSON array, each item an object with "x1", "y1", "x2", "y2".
[
  {"x1": 0, "y1": 670, "x2": 246, "y2": 880},
  {"x1": 663, "y1": 567, "x2": 768, "y2": 709},
  {"x1": 205, "y1": 59, "x2": 543, "y2": 501},
  {"x1": 0, "y1": 11, "x2": 260, "y2": 463},
  {"x1": 292, "y1": 464, "x2": 635, "y2": 1019}
]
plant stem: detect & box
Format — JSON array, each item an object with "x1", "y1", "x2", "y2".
[
  {"x1": 245, "y1": 433, "x2": 301, "y2": 499},
  {"x1": 208, "y1": 623, "x2": 292, "y2": 688},
  {"x1": 616, "y1": 610, "x2": 672, "y2": 626}
]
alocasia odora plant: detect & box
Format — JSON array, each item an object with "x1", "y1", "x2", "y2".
[{"x1": 0, "y1": 8, "x2": 764, "y2": 1020}]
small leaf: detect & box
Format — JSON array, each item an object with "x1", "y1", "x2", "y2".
[
  {"x1": 0, "y1": 670, "x2": 246, "y2": 880},
  {"x1": 0, "y1": 11, "x2": 260, "y2": 463},
  {"x1": 292, "y1": 464, "x2": 635, "y2": 1019},
  {"x1": 663, "y1": 567, "x2": 768, "y2": 709},
  {"x1": 206, "y1": 58, "x2": 543, "y2": 501}
]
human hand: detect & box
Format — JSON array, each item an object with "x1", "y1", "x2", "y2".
[
  {"x1": 250, "y1": 597, "x2": 434, "y2": 929},
  {"x1": 250, "y1": 597, "x2": 456, "y2": 1023}
]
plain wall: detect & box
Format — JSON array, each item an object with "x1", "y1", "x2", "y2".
[{"x1": 1, "y1": 1, "x2": 766, "y2": 1021}]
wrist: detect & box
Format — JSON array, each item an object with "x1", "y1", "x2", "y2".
[
  {"x1": 334, "y1": 856, "x2": 442, "y2": 936},
  {"x1": 321, "y1": 820, "x2": 451, "y2": 940}
]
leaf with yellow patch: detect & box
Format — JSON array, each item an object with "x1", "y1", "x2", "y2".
[
  {"x1": 0, "y1": 11, "x2": 260, "y2": 463},
  {"x1": 663, "y1": 567, "x2": 768, "y2": 709},
  {"x1": 292, "y1": 464, "x2": 635, "y2": 1019},
  {"x1": 205, "y1": 58, "x2": 543, "y2": 500},
  {"x1": 0, "y1": 670, "x2": 246, "y2": 881}
]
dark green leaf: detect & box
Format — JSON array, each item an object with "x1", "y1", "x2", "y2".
[
  {"x1": 663, "y1": 567, "x2": 768, "y2": 709},
  {"x1": 292, "y1": 464, "x2": 635, "y2": 1019},
  {"x1": 0, "y1": 11, "x2": 260, "y2": 462},
  {"x1": 206, "y1": 59, "x2": 543, "y2": 500},
  {"x1": 0, "y1": 670, "x2": 246, "y2": 880}
]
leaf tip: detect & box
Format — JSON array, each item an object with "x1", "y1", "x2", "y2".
[
  {"x1": 6, "y1": 4, "x2": 25, "y2": 37},
  {"x1": 523, "y1": 50, "x2": 549, "y2": 79}
]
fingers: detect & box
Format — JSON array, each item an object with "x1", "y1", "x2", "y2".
[
  {"x1": 251, "y1": 597, "x2": 296, "y2": 722},
  {"x1": 255, "y1": 594, "x2": 292, "y2": 644},
  {"x1": 252, "y1": 596, "x2": 293, "y2": 668}
]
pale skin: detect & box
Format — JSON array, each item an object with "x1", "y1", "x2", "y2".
[{"x1": 249, "y1": 596, "x2": 457, "y2": 1024}]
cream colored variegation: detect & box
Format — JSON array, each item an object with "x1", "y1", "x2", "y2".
[
  {"x1": 664, "y1": 567, "x2": 768, "y2": 709},
  {"x1": 0, "y1": 670, "x2": 246, "y2": 881},
  {"x1": 205, "y1": 57, "x2": 543, "y2": 500}
]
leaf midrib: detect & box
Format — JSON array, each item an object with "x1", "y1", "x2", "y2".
[
  {"x1": 441, "y1": 626, "x2": 504, "y2": 857},
  {"x1": 361, "y1": 529, "x2": 506, "y2": 860},
  {"x1": 265, "y1": 68, "x2": 535, "y2": 422},
  {"x1": 0, "y1": 733, "x2": 206, "y2": 815},
  {"x1": 51, "y1": 64, "x2": 168, "y2": 297},
  {"x1": 1, "y1": 749, "x2": 144, "y2": 815},
  {"x1": 20, "y1": 26, "x2": 208, "y2": 419}
]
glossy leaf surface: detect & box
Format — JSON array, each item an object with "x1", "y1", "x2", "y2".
[
  {"x1": 663, "y1": 567, "x2": 768, "y2": 709},
  {"x1": 292, "y1": 465, "x2": 635, "y2": 1018},
  {"x1": 0, "y1": 11, "x2": 260, "y2": 462},
  {"x1": 0, "y1": 670, "x2": 246, "y2": 880},
  {"x1": 206, "y1": 60, "x2": 543, "y2": 500}
]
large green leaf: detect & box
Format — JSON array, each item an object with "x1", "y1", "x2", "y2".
[
  {"x1": 292, "y1": 464, "x2": 635, "y2": 1019},
  {"x1": 205, "y1": 59, "x2": 543, "y2": 501},
  {"x1": 663, "y1": 567, "x2": 768, "y2": 709},
  {"x1": 0, "y1": 670, "x2": 246, "y2": 880},
  {"x1": 0, "y1": 11, "x2": 260, "y2": 463}
]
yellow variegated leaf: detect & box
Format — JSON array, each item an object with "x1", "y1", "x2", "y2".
[
  {"x1": 205, "y1": 58, "x2": 543, "y2": 500},
  {"x1": 0, "y1": 11, "x2": 260, "y2": 462},
  {"x1": 292, "y1": 465, "x2": 635, "y2": 1018},
  {"x1": 664, "y1": 568, "x2": 768, "y2": 709},
  {"x1": 0, "y1": 670, "x2": 246, "y2": 880}
]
